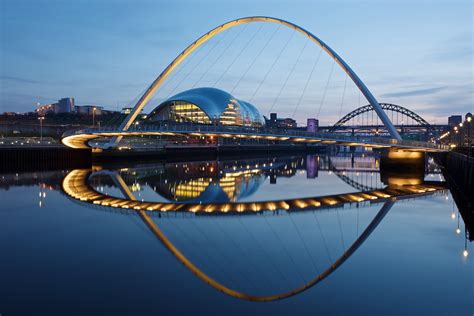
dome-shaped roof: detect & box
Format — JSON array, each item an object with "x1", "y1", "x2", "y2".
[
  {"x1": 148, "y1": 87, "x2": 263, "y2": 125},
  {"x1": 164, "y1": 87, "x2": 233, "y2": 119}
]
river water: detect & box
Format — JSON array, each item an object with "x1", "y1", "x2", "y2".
[{"x1": 0, "y1": 153, "x2": 471, "y2": 315}]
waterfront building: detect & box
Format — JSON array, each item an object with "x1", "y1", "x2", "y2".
[
  {"x1": 265, "y1": 112, "x2": 297, "y2": 128},
  {"x1": 147, "y1": 87, "x2": 264, "y2": 127},
  {"x1": 35, "y1": 103, "x2": 56, "y2": 115},
  {"x1": 75, "y1": 105, "x2": 103, "y2": 115},
  {"x1": 55, "y1": 98, "x2": 75, "y2": 113},
  {"x1": 121, "y1": 107, "x2": 133, "y2": 114},
  {"x1": 448, "y1": 115, "x2": 462, "y2": 127}
]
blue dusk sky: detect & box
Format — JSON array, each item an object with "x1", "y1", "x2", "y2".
[{"x1": 0, "y1": 0, "x2": 472, "y2": 125}]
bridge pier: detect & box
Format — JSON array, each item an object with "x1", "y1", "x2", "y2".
[{"x1": 380, "y1": 149, "x2": 425, "y2": 186}]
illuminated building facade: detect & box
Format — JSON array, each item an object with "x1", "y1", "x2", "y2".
[{"x1": 147, "y1": 87, "x2": 264, "y2": 127}]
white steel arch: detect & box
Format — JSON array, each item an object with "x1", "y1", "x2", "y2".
[{"x1": 110, "y1": 16, "x2": 401, "y2": 147}]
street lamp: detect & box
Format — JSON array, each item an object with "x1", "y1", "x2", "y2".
[
  {"x1": 466, "y1": 114, "x2": 472, "y2": 156},
  {"x1": 37, "y1": 116, "x2": 45, "y2": 141},
  {"x1": 92, "y1": 107, "x2": 96, "y2": 127},
  {"x1": 453, "y1": 126, "x2": 459, "y2": 147}
]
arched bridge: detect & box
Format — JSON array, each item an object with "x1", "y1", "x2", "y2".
[
  {"x1": 332, "y1": 103, "x2": 430, "y2": 130},
  {"x1": 61, "y1": 17, "x2": 450, "y2": 152}
]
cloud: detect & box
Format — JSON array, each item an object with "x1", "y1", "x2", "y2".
[
  {"x1": 0, "y1": 75, "x2": 80, "y2": 86},
  {"x1": 427, "y1": 32, "x2": 473, "y2": 62},
  {"x1": 0, "y1": 75, "x2": 42, "y2": 84},
  {"x1": 381, "y1": 87, "x2": 446, "y2": 98}
]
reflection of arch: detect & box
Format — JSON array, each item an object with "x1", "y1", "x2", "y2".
[
  {"x1": 112, "y1": 16, "x2": 401, "y2": 147},
  {"x1": 62, "y1": 168, "x2": 395, "y2": 301},
  {"x1": 333, "y1": 171, "x2": 380, "y2": 192},
  {"x1": 61, "y1": 169, "x2": 446, "y2": 301},
  {"x1": 328, "y1": 157, "x2": 382, "y2": 191},
  {"x1": 332, "y1": 103, "x2": 430, "y2": 130},
  {"x1": 137, "y1": 200, "x2": 394, "y2": 302},
  {"x1": 62, "y1": 169, "x2": 445, "y2": 214}
]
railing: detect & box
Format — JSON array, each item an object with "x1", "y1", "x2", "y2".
[{"x1": 62, "y1": 123, "x2": 450, "y2": 151}]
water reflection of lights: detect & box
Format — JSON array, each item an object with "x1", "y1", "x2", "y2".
[
  {"x1": 62, "y1": 168, "x2": 401, "y2": 301},
  {"x1": 62, "y1": 169, "x2": 447, "y2": 215},
  {"x1": 49, "y1": 155, "x2": 466, "y2": 302}
]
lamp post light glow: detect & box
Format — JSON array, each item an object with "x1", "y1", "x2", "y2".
[
  {"x1": 38, "y1": 116, "x2": 45, "y2": 141},
  {"x1": 456, "y1": 212, "x2": 461, "y2": 234},
  {"x1": 93, "y1": 107, "x2": 96, "y2": 127},
  {"x1": 467, "y1": 114, "x2": 472, "y2": 155}
]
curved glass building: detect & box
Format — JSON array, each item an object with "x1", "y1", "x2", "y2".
[{"x1": 148, "y1": 87, "x2": 264, "y2": 127}]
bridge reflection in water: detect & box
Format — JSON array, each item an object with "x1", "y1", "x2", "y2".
[{"x1": 61, "y1": 154, "x2": 448, "y2": 301}]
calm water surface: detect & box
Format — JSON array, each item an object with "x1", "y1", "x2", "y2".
[{"x1": 0, "y1": 154, "x2": 471, "y2": 315}]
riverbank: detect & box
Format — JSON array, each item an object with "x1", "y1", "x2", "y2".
[
  {"x1": 0, "y1": 146, "x2": 92, "y2": 171},
  {"x1": 436, "y1": 151, "x2": 473, "y2": 240},
  {"x1": 0, "y1": 143, "x2": 328, "y2": 170}
]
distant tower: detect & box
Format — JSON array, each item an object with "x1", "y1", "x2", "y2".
[
  {"x1": 306, "y1": 155, "x2": 318, "y2": 179},
  {"x1": 270, "y1": 113, "x2": 277, "y2": 127},
  {"x1": 307, "y1": 118, "x2": 318, "y2": 133}
]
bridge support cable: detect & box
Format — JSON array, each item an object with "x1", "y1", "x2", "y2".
[
  {"x1": 238, "y1": 216, "x2": 296, "y2": 290},
  {"x1": 337, "y1": 76, "x2": 348, "y2": 120},
  {"x1": 206, "y1": 217, "x2": 271, "y2": 292},
  {"x1": 288, "y1": 212, "x2": 321, "y2": 275},
  {"x1": 311, "y1": 211, "x2": 333, "y2": 263},
  {"x1": 372, "y1": 110, "x2": 374, "y2": 129},
  {"x1": 185, "y1": 216, "x2": 259, "y2": 290},
  {"x1": 356, "y1": 208, "x2": 360, "y2": 237},
  {"x1": 163, "y1": 41, "x2": 215, "y2": 99},
  {"x1": 190, "y1": 29, "x2": 231, "y2": 89},
  {"x1": 335, "y1": 207, "x2": 346, "y2": 252},
  {"x1": 249, "y1": 30, "x2": 296, "y2": 104},
  {"x1": 316, "y1": 60, "x2": 336, "y2": 119},
  {"x1": 260, "y1": 215, "x2": 308, "y2": 284},
  {"x1": 155, "y1": 43, "x2": 200, "y2": 97},
  {"x1": 161, "y1": 217, "x2": 234, "y2": 287},
  {"x1": 213, "y1": 23, "x2": 261, "y2": 88},
  {"x1": 292, "y1": 46, "x2": 324, "y2": 119},
  {"x1": 230, "y1": 24, "x2": 281, "y2": 94},
  {"x1": 268, "y1": 37, "x2": 310, "y2": 115},
  {"x1": 123, "y1": 85, "x2": 151, "y2": 113},
  {"x1": 212, "y1": 218, "x2": 278, "y2": 293},
  {"x1": 164, "y1": 37, "x2": 223, "y2": 99},
  {"x1": 193, "y1": 25, "x2": 249, "y2": 87}
]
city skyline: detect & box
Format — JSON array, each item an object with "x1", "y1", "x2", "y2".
[{"x1": 1, "y1": 0, "x2": 472, "y2": 125}]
